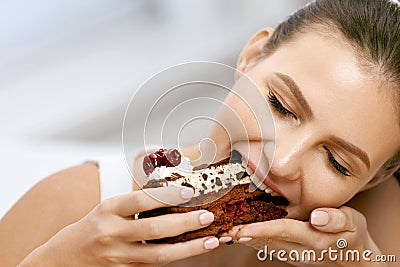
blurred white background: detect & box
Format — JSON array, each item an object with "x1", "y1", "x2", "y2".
[{"x1": 0, "y1": 0, "x2": 309, "y2": 218}]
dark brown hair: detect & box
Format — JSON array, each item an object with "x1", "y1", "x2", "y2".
[{"x1": 263, "y1": 0, "x2": 400, "y2": 176}]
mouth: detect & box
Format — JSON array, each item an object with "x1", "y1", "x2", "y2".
[{"x1": 231, "y1": 150, "x2": 289, "y2": 206}]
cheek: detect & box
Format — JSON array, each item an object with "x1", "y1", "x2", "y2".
[
  {"x1": 291, "y1": 183, "x2": 358, "y2": 220},
  {"x1": 300, "y1": 166, "x2": 361, "y2": 212},
  {"x1": 210, "y1": 92, "x2": 269, "y2": 143}
]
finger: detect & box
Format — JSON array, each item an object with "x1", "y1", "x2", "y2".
[
  {"x1": 104, "y1": 185, "x2": 194, "y2": 217},
  {"x1": 219, "y1": 235, "x2": 233, "y2": 244},
  {"x1": 218, "y1": 226, "x2": 241, "y2": 243},
  {"x1": 123, "y1": 210, "x2": 214, "y2": 241},
  {"x1": 130, "y1": 236, "x2": 220, "y2": 265},
  {"x1": 235, "y1": 219, "x2": 315, "y2": 244},
  {"x1": 310, "y1": 206, "x2": 366, "y2": 233}
]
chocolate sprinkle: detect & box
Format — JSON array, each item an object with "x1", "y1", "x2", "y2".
[
  {"x1": 236, "y1": 171, "x2": 245, "y2": 180},
  {"x1": 143, "y1": 179, "x2": 167, "y2": 188},
  {"x1": 201, "y1": 183, "x2": 207, "y2": 190},
  {"x1": 172, "y1": 172, "x2": 184, "y2": 178},
  {"x1": 181, "y1": 182, "x2": 195, "y2": 190}
]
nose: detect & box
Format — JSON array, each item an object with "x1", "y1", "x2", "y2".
[{"x1": 269, "y1": 129, "x2": 311, "y2": 181}]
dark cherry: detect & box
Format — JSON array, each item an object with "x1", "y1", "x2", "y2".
[
  {"x1": 142, "y1": 156, "x2": 154, "y2": 175},
  {"x1": 164, "y1": 148, "x2": 182, "y2": 167},
  {"x1": 143, "y1": 153, "x2": 163, "y2": 175},
  {"x1": 155, "y1": 148, "x2": 167, "y2": 157},
  {"x1": 143, "y1": 148, "x2": 182, "y2": 175}
]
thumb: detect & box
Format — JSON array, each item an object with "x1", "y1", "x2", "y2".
[{"x1": 310, "y1": 206, "x2": 366, "y2": 233}]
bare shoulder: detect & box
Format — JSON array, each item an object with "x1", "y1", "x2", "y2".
[
  {"x1": 3, "y1": 162, "x2": 101, "y2": 224},
  {"x1": 347, "y1": 176, "x2": 400, "y2": 254},
  {"x1": 0, "y1": 163, "x2": 100, "y2": 266}
]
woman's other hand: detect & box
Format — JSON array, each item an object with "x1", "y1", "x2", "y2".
[{"x1": 227, "y1": 206, "x2": 388, "y2": 266}]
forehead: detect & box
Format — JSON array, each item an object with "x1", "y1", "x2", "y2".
[{"x1": 255, "y1": 32, "x2": 400, "y2": 170}]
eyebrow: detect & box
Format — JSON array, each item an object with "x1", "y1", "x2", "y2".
[
  {"x1": 272, "y1": 72, "x2": 371, "y2": 171},
  {"x1": 274, "y1": 72, "x2": 314, "y2": 120},
  {"x1": 330, "y1": 136, "x2": 371, "y2": 170}
]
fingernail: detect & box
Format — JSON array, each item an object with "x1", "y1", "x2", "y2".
[
  {"x1": 180, "y1": 187, "x2": 194, "y2": 199},
  {"x1": 237, "y1": 237, "x2": 252, "y2": 243},
  {"x1": 311, "y1": 210, "x2": 329, "y2": 226},
  {"x1": 204, "y1": 237, "x2": 219, "y2": 249},
  {"x1": 199, "y1": 212, "x2": 214, "y2": 225},
  {"x1": 219, "y1": 236, "x2": 233, "y2": 243}
]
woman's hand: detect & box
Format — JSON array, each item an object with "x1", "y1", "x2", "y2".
[
  {"x1": 19, "y1": 186, "x2": 219, "y2": 266},
  {"x1": 225, "y1": 206, "x2": 386, "y2": 266}
]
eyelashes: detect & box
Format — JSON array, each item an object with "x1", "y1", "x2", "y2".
[
  {"x1": 324, "y1": 146, "x2": 350, "y2": 176},
  {"x1": 267, "y1": 90, "x2": 351, "y2": 177},
  {"x1": 267, "y1": 91, "x2": 297, "y2": 119}
]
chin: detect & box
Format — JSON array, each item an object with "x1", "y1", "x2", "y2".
[{"x1": 285, "y1": 206, "x2": 310, "y2": 221}]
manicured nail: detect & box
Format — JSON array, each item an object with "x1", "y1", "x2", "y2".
[
  {"x1": 219, "y1": 236, "x2": 233, "y2": 243},
  {"x1": 199, "y1": 212, "x2": 214, "y2": 225},
  {"x1": 311, "y1": 210, "x2": 329, "y2": 226},
  {"x1": 237, "y1": 237, "x2": 252, "y2": 243},
  {"x1": 180, "y1": 187, "x2": 194, "y2": 199},
  {"x1": 204, "y1": 237, "x2": 219, "y2": 249}
]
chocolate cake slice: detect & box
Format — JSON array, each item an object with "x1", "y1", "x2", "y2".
[{"x1": 138, "y1": 148, "x2": 288, "y2": 243}]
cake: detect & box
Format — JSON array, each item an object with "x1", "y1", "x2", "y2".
[{"x1": 138, "y1": 148, "x2": 288, "y2": 243}]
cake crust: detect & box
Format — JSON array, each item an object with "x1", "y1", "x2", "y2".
[{"x1": 139, "y1": 184, "x2": 287, "y2": 243}]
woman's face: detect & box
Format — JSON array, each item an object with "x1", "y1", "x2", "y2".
[{"x1": 209, "y1": 31, "x2": 400, "y2": 220}]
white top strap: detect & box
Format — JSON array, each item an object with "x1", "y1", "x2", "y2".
[
  {"x1": 95, "y1": 145, "x2": 161, "y2": 201},
  {"x1": 95, "y1": 154, "x2": 133, "y2": 201}
]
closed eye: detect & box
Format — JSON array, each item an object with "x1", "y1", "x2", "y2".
[
  {"x1": 323, "y1": 146, "x2": 350, "y2": 176},
  {"x1": 267, "y1": 91, "x2": 297, "y2": 119}
]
